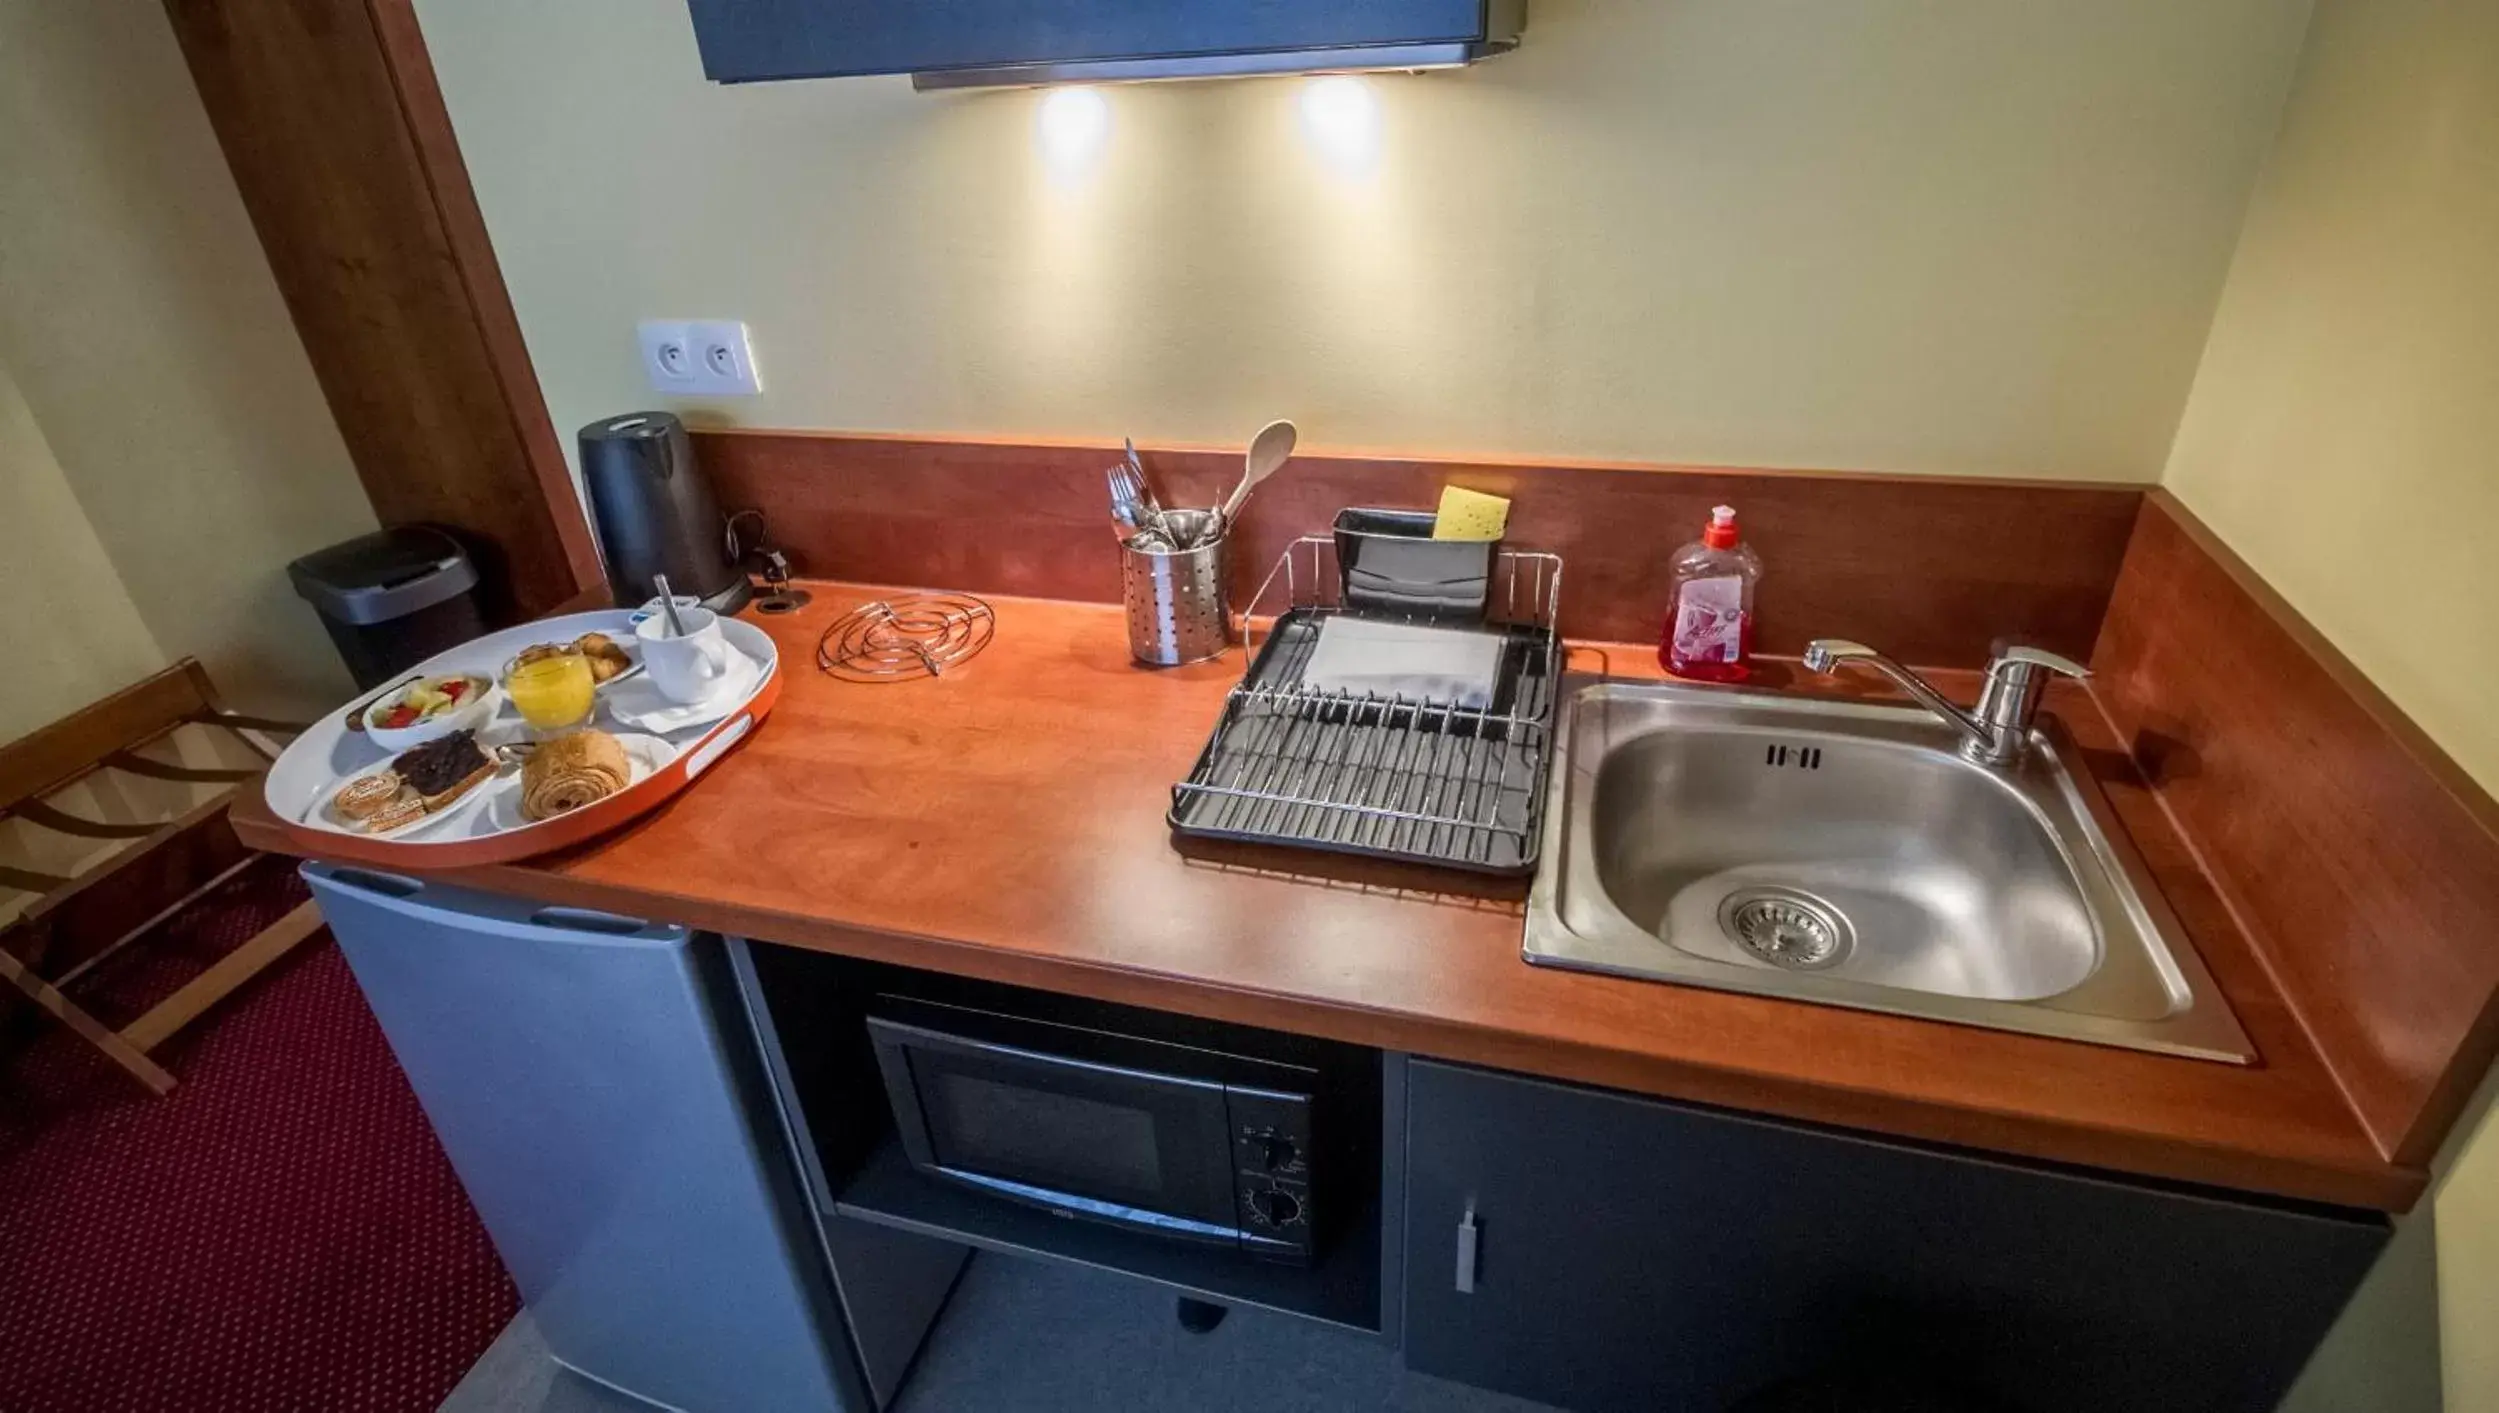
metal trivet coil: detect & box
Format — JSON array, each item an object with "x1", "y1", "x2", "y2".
[{"x1": 817, "y1": 594, "x2": 995, "y2": 682}]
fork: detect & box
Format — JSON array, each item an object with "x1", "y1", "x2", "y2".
[{"x1": 1107, "y1": 460, "x2": 1173, "y2": 544}]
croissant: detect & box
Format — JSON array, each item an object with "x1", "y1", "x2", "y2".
[{"x1": 521, "y1": 730, "x2": 633, "y2": 821}]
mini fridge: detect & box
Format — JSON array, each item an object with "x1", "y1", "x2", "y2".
[{"x1": 304, "y1": 863, "x2": 864, "y2": 1411}]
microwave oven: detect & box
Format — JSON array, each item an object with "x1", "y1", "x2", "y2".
[{"x1": 867, "y1": 995, "x2": 1320, "y2": 1262}]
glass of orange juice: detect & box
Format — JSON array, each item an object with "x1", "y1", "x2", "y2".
[{"x1": 504, "y1": 651, "x2": 596, "y2": 735}]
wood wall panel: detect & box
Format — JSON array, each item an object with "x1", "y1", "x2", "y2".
[
  {"x1": 161, "y1": 0, "x2": 601, "y2": 618},
  {"x1": 2091, "y1": 493, "x2": 2499, "y2": 1164},
  {"x1": 694, "y1": 430, "x2": 2143, "y2": 669}
]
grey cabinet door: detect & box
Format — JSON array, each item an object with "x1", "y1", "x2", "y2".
[
  {"x1": 306, "y1": 866, "x2": 859, "y2": 1412},
  {"x1": 1402, "y1": 1060, "x2": 2386, "y2": 1413}
]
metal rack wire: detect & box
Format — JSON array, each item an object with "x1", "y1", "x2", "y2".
[{"x1": 1167, "y1": 536, "x2": 1563, "y2": 874}]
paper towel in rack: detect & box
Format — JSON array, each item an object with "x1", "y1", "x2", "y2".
[{"x1": 1299, "y1": 617, "x2": 1506, "y2": 709}]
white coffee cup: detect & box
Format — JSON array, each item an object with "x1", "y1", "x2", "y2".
[{"x1": 636, "y1": 607, "x2": 733, "y2": 704}]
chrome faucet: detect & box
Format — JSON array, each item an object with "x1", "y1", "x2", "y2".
[{"x1": 1802, "y1": 639, "x2": 2090, "y2": 767}]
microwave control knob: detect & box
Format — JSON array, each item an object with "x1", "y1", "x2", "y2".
[
  {"x1": 1250, "y1": 1189, "x2": 1302, "y2": 1227},
  {"x1": 1254, "y1": 1133, "x2": 1298, "y2": 1171}
]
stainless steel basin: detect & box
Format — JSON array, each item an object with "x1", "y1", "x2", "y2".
[{"x1": 1524, "y1": 682, "x2": 2253, "y2": 1061}]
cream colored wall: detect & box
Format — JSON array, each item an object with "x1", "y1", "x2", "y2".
[
  {"x1": 0, "y1": 0, "x2": 378, "y2": 718},
  {"x1": 0, "y1": 361, "x2": 163, "y2": 745},
  {"x1": 413, "y1": 0, "x2": 2310, "y2": 483},
  {"x1": 2160, "y1": 0, "x2": 2499, "y2": 1408},
  {"x1": 2440, "y1": 1096, "x2": 2499, "y2": 1412}
]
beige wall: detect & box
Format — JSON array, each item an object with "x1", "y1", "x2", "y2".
[
  {"x1": 419, "y1": 4, "x2": 2499, "y2": 1398},
  {"x1": 2160, "y1": 0, "x2": 2499, "y2": 1408},
  {"x1": 8, "y1": 0, "x2": 2477, "y2": 1399},
  {"x1": 0, "y1": 361, "x2": 163, "y2": 745},
  {"x1": 414, "y1": 0, "x2": 2308, "y2": 482},
  {"x1": 0, "y1": 0, "x2": 378, "y2": 718},
  {"x1": 2442, "y1": 1094, "x2": 2499, "y2": 1412}
]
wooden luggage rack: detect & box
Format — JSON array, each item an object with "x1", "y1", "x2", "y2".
[{"x1": 0, "y1": 661, "x2": 324, "y2": 1093}]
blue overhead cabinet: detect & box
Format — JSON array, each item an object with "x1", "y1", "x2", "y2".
[{"x1": 685, "y1": 0, "x2": 1525, "y2": 88}]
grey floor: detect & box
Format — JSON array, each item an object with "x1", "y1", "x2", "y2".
[{"x1": 438, "y1": 1250, "x2": 1564, "y2": 1413}]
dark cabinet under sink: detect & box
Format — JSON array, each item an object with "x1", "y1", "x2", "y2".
[{"x1": 1400, "y1": 1060, "x2": 2386, "y2": 1413}]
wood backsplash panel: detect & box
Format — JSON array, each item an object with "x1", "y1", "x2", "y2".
[
  {"x1": 2092, "y1": 493, "x2": 2499, "y2": 1164},
  {"x1": 695, "y1": 430, "x2": 2143, "y2": 669}
]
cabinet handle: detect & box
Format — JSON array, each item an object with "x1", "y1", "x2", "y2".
[
  {"x1": 528, "y1": 905, "x2": 664, "y2": 937},
  {"x1": 325, "y1": 866, "x2": 423, "y2": 900},
  {"x1": 1455, "y1": 1202, "x2": 1480, "y2": 1294}
]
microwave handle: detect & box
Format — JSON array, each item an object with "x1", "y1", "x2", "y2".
[
  {"x1": 870, "y1": 1024, "x2": 943, "y2": 1174},
  {"x1": 1455, "y1": 1201, "x2": 1481, "y2": 1294}
]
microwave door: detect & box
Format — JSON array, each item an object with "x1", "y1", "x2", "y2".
[{"x1": 870, "y1": 1020, "x2": 1244, "y2": 1244}]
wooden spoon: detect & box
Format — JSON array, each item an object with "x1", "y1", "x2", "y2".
[{"x1": 1212, "y1": 419, "x2": 1297, "y2": 543}]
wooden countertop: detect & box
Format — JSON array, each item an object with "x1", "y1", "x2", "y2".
[{"x1": 232, "y1": 584, "x2": 2420, "y2": 1212}]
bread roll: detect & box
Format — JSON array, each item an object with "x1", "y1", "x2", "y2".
[
  {"x1": 522, "y1": 730, "x2": 633, "y2": 821},
  {"x1": 573, "y1": 632, "x2": 632, "y2": 681}
]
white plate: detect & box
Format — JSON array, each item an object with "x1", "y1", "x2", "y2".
[
  {"x1": 481, "y1": 734, "x2": 671, "y2": 833},
  {"x1": 603, "y1": 644, "x2": 765, "y2": 735},
  {"x1": 309, "y1": 753, "x2": 500, "y2": 840}
]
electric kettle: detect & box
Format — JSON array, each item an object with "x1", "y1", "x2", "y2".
[{"x1": 578, "y1": 412, "x2": 752, "y2": 614}]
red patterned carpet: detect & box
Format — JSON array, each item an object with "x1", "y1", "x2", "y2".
[{"x1": 0, "y1": 861, "x2": 517, "y2": 1412}]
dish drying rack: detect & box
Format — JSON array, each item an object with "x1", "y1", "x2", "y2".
[{"x1": 1167, "y1": 537, "x2": 1563, "y2": 875}]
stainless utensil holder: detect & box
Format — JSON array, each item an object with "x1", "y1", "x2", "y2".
[{"x1": 1122, "y1": 509, "x2": 1229, "y2": 666}]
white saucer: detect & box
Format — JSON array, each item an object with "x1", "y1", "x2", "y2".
[{"x1": 603, "y1": 644, "x2": 764, "y2": 735}]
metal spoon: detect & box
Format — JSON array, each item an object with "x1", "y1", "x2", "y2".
[
  {"x1": 653, "y1": 574, "x2": 688, "y2": 637},
  {"x1": 1210, "y1": 419, "x2": 1297, "y2": 544}
]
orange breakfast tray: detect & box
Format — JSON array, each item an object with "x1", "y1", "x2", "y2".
[{"x1": 260, "y1": 609, "x2": 780, "y2": 868}]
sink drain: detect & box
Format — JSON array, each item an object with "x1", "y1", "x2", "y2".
[{"x1": 1718, "y1": 888, "x2": 1854, "y2": 970}]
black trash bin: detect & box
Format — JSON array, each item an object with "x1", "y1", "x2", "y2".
[{"x1": 288, "y1": 526, "x2": 486, "y2": 690}]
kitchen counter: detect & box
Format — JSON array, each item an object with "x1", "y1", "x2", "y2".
[{"x1": 231, "y1": 582, "x2": 2421, "y2": 1211}]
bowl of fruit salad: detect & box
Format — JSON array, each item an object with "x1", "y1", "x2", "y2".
[{"x1": 361, "y1": 673, "x2": 500, "y2": 751}]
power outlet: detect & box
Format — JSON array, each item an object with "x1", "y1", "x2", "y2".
[
  {"x1": 637, "y1": 319, "x2": 761, "y2": 395},
  {"x1": 690, "y1": 320, "x2": 761, "y2": 394}
]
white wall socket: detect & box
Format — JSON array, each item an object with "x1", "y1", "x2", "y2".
[{"x1": 637, "y1": 319, "x2": 761, "y2": 395}]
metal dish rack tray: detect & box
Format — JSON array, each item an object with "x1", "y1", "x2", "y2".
[{"x1": 1168, "y1": 537, "x2": 1563, "y2": 875}]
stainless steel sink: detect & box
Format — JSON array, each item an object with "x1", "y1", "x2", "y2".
[{"x1": 1524, "y1": 681, "x2": 2253, "y2": 1061}]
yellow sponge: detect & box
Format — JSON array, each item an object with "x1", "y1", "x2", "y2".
[{"x1": 1431, "y1": 485, "x2": 1511, "y2": 542}]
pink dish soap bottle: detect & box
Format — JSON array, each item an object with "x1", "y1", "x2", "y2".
[{"x1": 1660, "y1": 505, "x2": 1761, "y2": 682}]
